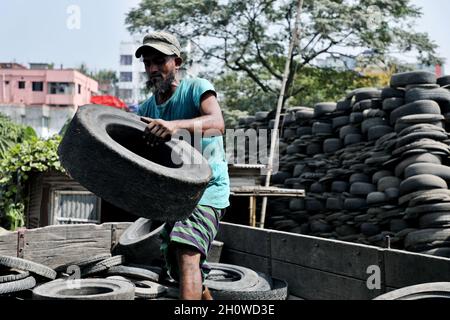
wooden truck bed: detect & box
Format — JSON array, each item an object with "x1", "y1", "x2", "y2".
[{"x1": 1, "y1": 222, "x2": 450, "y2": 300}]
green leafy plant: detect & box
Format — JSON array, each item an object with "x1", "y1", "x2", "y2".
[{"x1": 0, "y1": 135, "x2": 64, "y2": 230}]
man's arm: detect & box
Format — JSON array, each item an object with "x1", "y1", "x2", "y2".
[{"x1": 141, "y1": 91, "x2": 225, "y2": 141}]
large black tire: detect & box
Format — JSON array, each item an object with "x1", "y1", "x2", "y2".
[
  {"x1": 336, "y1": 100, "x2": 352, "y2": 112},
  {"x1": 344, "y1": 134, "x2": 363, "y2": 146},
  {"x1": 114, "y1": 218, "x2": 164, "y2": 266},
  {"x1": 394, "y1": 153, "x2": 441, "y2": 178},
  {"x1": 372, "y1": 170, "x2": 393, "y2": 185},
  {"x1": 405, "y1": 229, "x2": 450, "y2": 251},
  {"x1": 323, "y1": 138, "x2": 342, "y2": 154},
  {"x1": 366, "y1": 192, "x2": 387, "y2": 205},
  {"x1": 332, "y1": 116, "x2": 350, "y2": 129},
  {"x1": 396, "y1": 131, "x2": 448, "y2": 148},
  {"x1": 382, "y1": 97, "x2": 405, "y2": 112},
  {"x1": 399, "y1": 174, "x2": 448, "y2": 196},
  {"x1": 390, "y1": 71, "x2": 437, "y2": 88},
  {"x1": 0, "y1": 255, "x2": 56, "y2": 280},
  {"x1": 346, "y1": 87, "x2": 378, "y2": 100},
  {"x1": 368, "y1": 125, "x2": 393, "y2": 141},
  {"x1": 350, "y1": 182, "x2": 376, "y2": 196},
  {"x1": 313, "y1": 103, "x2": 336, "y2": 118},
  {"x1": 405, "y1": 88, "x2": 450, "y2": 105},
  {"x1": 399, "y1": 189, "x2": 450, "y2": 206},
  {"x1": 344, "y1": 198, "x2": 367, "y2": 210},
  {"x1": 312, "y1": 122, "x2": 333, "y2": 136},
  {"x1": 398, "y1": 123, "x2": 446, "y2": 137},
  {"x1": 203, "y1": 263, "x2": 260, "y2": 291},
  {"x1": 377, "y1": 176, "x2": 401, "y2": 192},
  {"x1": 437, "y1": 75, "x2": 450, "y2": 87},
  {"x1": 0, "y1": 276, "x2": 36, "y2": 295},
  {"x1": 331, "y1": 181, "x2": 348, "y2": 193},
  {"x1": 389, "y1": 100, "x2": 441, "y2": 125},
  {"x1": 32, "y1": 278, "x2": 135, "y2": 300},
  {"x1": 420, "y1": 248, "x2": 450, "y2": 258},
  {"x1": 374, "y1": 282, "x2": 450, "y2": 300},
  {"x1": 349, "y1": 112, "x2": 363, "y2": 124},
  {"x1": 361, "y1": 118, "x2": 387, "y2": 134},
  {"x1": 349, "y1": 173, "x2": 371, "y2": 184},
  {"x1": 419, "y1": 212, "x2": 450, "y2": 229},
  {"x1": 339, "y1": 125, "x2": 360, "y2": 139},
  {"x1": 58, "y1": 105, "x2": 212, "y2": 221},
  {"x1": 404, "y1": 163, "x2": 450, "y2": 181},
  {"x1": 392, "y1": 139, "x2": 450, "y2": 157},
  {"x1": 381, "y1": 87, "x2": 405, "y2": 100},
  {"x1": 406, "y1": 203, "x2": 450, "y2": 217}
]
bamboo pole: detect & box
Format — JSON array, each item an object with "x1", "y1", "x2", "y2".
[{"x1": 259, "y1": 0, "x2": 304, "y2": 229}]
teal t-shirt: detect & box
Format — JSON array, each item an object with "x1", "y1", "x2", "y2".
[{"x1": 137, "y1": 77, "x2": 230, "y2": 209}]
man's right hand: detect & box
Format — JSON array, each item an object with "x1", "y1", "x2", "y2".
[{"x1": 140, "y1": 117, "x2": 172, "y2": 147}]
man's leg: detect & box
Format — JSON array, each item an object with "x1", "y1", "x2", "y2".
[{"x1": 176, "y1": 244, "x2": 203, "y2": 300}]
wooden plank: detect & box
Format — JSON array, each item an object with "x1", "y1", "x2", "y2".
[
  {"x1": 220, "y1": 248, "x2": 271, "y2": 275},
  {"x1": 230, "y1": 186, "x2": 305, "y2": 197},
  {"x1": 104, "y1": 222, "x2": 132, "y2": 249},
  {"x1": 217, "y1": 222, "x2": 270, "y2": 257},
  {"x1": 0, "y1": 231, "x2": 18, "y2": 257},
  {"x1": 272, "y1": 260, "x2": 383, "y2": 300},
  {"x1": 22, "y1": 224, "x2": 112, "y2": 268},
  {"x1": 271, "y1": 231, "x2": 382, "y2": 280},
  {"x1": 26, "y1": 174, "x2": 43, "y2": 229},
  {"x1": 383, "y1": 249, "x2": 450, "y2": 288}
]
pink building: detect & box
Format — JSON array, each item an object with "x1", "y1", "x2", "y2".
[{"x1": 0, "y1": 64, "x2": 98, "y2": 107}]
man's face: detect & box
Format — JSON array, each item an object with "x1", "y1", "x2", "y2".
[{"x1": 143, "y1": 50, "x2": 179, "y2": 96}]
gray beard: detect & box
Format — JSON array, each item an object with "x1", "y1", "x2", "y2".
[{"x1": 146, "y1": 72, "x2": 175, "y2": 98}]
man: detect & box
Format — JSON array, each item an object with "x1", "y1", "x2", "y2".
[{"x1": 135, "y1": 31, "x2": 230, "y2": 300}]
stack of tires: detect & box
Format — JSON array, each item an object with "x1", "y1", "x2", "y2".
[
  {"x1": 234, "y1": 71, "x2": 450, "y2": 257},
  {"x1": 0, "y1": 255, "x2": 57, "y2": 298}
]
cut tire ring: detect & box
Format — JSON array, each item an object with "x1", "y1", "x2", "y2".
[{"x1": 0, "y1": 255, "x2": 57, "y2": 280}]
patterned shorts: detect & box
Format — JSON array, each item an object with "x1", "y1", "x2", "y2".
[{"x1": 160, "y1": 204, "x2": 226, "y2": 282}]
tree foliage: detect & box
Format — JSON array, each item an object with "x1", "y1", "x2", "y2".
[
  {"x1": 126, "y1": 0, "x2": 442, "y2": 108},
  {"x1": 0, "y1": 135, "x2": 63, "y2": 230},
  {"x1": 0, "y1": 113, "x2": 36, "y2": 159}
]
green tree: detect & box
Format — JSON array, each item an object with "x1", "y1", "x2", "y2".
[
  {"x1": 0, "y1": 135, "x2": 63, "y2": 230},
  {"x1": 93, "y1": 70, "x2": 119, "y2": 84},
  {"x1": 0, "y1": 113, "x2": 36, "y2": 159},
  {"x1": 126, "y1": 0, "x2": 442, "y2": 108}
]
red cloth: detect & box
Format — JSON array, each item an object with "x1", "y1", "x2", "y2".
[{"x1": 90, "y1": 95, "x2": 128, "y2": 110}]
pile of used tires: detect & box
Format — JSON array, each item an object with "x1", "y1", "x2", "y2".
[
  {"x1": 0, "y1": 219, "x2": 288, "y2": 300},
  {"x1": 235, "y1": 71, "x2": 450, "y2": 258}
]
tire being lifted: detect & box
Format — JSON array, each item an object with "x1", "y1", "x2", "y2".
[{"x1": 58, "y1": 105, "x2": 212, "y2": 222}]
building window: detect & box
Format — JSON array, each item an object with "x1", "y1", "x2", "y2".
[
  {"x1": 32, "y1": 82, "x2": 44, "y2": 91},
  {"x1": 120, "y1": 55, "x2": 133, "y2": 65},
  {"x1": 78, "y1": 84, "x2": 81, "y2": 94},
  {"x1": 118, "y1": 89, "x2": 133, "y2": 100},
  {"x1": 42, "y1": 116, "x2": 50, "y2": 128},
  {"x1": 48, "y1": 82, "x2": 74, "y2": 95},
  {"x1": 18, "y1": 81, "x2": 25, "y2": 89},
  {"x1": 120, "y1": 72, "x2": 132, "y2": 82}
]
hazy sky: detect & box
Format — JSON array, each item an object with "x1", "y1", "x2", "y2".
[{"x1": 0, "y1": 0, "x2": 449, "y2": 73}]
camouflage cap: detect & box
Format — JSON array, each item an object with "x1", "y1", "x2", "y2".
[{"x1": 135, "y1": 31, "x2": 181, "y2": 58}]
